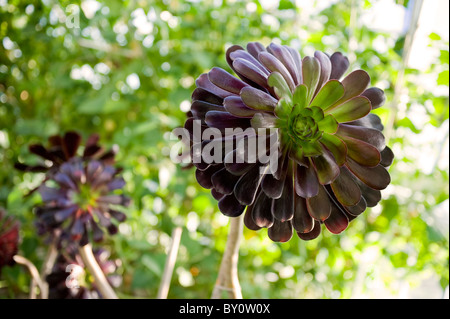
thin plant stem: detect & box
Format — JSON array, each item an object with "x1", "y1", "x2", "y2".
[
  {"x1": 39, "y1": 239, "x2": 58, "y2": 299},
  {"x1": 13, "y1": 255, "x2": 45, "y2": 299},
  {"x1": 385, "y1": 0, "x2": 424, "y2": 143},
  {"x1": 431, "y1": 127, "x2": 449, "y2": 173},
  {"x1": 157, "y1": 226, "x2": 183, "y2": 299},
  {"x1": 29, "y1": 279, "x2": 37, "y2": 299},
  {"x1": 78, "y1": 243, "x2": 118, "y2": 299},
  {"x1": 211, "y1": 214, "x2": 244, "y2": 299}
]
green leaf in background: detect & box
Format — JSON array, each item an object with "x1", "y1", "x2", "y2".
[{"x1": 437, "y1": 70, "x2": 449, "y2": 86}]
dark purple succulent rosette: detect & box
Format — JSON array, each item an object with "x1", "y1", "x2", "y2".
[
  {"x1": 36, "y1": 158, "x2": 129, "y2": 246},
  {"x1": 185, "y1": 42, "x2": 394, "y2": 242},
  {"x1": 15, "y1": 131, "x2": 117, "y2": 177},
  {"x1": 47, "y1": 245, "x2": 121, "y2": 299},
  {"x1": 0, "y1": 208, "x2": 20, "y2": 271}
]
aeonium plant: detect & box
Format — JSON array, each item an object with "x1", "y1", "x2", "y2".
[
  {"x1": 185, "y1": 42, "x2": 393, "y2": 242},
  {"x1": 0, "y1": 208, "x2": 19, "y2": 273},
  {"x1": 182, "y1": 41, "x2": 394, "y2": 298},
  {"x1": 16, "y1": 131, "x2": 129, "y2": 247},
  {"x1": 14, "y1": 131, "x2": 129, "y2": 299},
  {"x1": 36, "y1": 158, "x2": 129, "y2": 247},
  {"x1": 0, "y1": 207, "x2": 48, "y2": 298},
  {"x1": 15, "y1": 131, "x2": 117, "y2": 176},
  {"x1": 46, "y1": 244, "x2": 122, "y2": 299}
]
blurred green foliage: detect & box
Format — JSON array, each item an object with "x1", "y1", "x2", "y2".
[{"x1": 0, "y1": 0, "x2": 448, "y2": 299}]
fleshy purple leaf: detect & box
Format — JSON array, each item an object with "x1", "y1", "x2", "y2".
[
  {"x1": 259, "y1": 51, "x2": 295, "y2": 92},
  {"x1": 267, "y1": 43, "x2": 300, "y2": 87},
  {"x1": 205, "y1": 111, "x2": 250, "y2": 131},
  {"x1": 380, "y1": 146, "x2": 394, "y2": 167},
  {"x1": 224, "y1": 150, "x2": 256, "y2": 176},
  {"x1": 224, "y1": 96, "x2": 259, "y2": 118},
  {"x1": 324, "y1": 205, "x2": 349, "y2": 234},
  {"x1": 234, "y1": 165, "x2": 265, "y2": 206},
  {"x1": 347, "y1": 113, "x2": 384, "y2": 131},
  {"x1": 262, "y1": 157, "x2": 288, "y2": 199},
  {"x1": 295, "y1": 165, "x2": 319, "y2": 198},
  {"x1": 54, "y1": 205, "x2": 78, "y2": 223},
  {"x1": 337, "y1": 124, "x2": 385, "y2": 152},
  {"x1": 246, "y1": 42, "x2": 266, "y2": 59},
  {"x1": 196, "y1": 73, "x2": 235, "y2": 98},
  {"x1": 192, "y1": 87, "x2": 224, "y2": 105},
  {"x1": 314, "y1": 51, "x2": 332, "y2": 95},
  {"x1": 344, "y1": 196, "x2": 367, "y2": 216},
  {"x1": 29, "y1": 144, "x2": 54, "y2": 161},
  {"x1": 306, "y1": 185, "x2": 332, "y2": 221},
  {"x1": 329, "y1": 70, "x2": 370, "y2": 108},
  {"x1": 211, "y1": 167, "x2": 240, "y2": 195},
  {"x1": 285, "y1": 45, "x2": 302, "y2": 85},
  {"x1": 240, "y1": 86, "x2": 278, "y2": 111},
  {"x1": 292, "y1": 195, "x2": 314, "y2": 233},
  {"x1": 311, "y1": 147, "x2": 340, "y2": 185},
  {"x1": 340, "y1": 135, "x2": 381, "y2": 167},
  {"x1": 244, "y1": 204, "x2": 261, "y2": 230},
  {"x1": 218, "y1": 194, "x2": 245, "y2": 217},
  {"x1": 211, "y1": 189, "x2": 225, "y2": 201},
  {"x1": 230, "y1": 50, "x2": 269, "y2": 75},
  {"x1": 329, "y1": 52, "x2": 349, "y2": 80},
  {"x1": 330, "y1": 166, "x2": 362, "y2": 206},
  {"x1": 326, "y1": 96, "x2": 372, "y2": 123},
  {"x1": 361, "y1": 87, "x2": 385, "y2": 109},
  {"x1": 191, "y1": 100, "x2": 225, "y2": 120},
  {"x1": 355, "y1": 178, "x2": 382, "y2": 207},
  {"x1": 250, "y1": 112, "x2": 277, "y2": 129},
  {"x1": 271, "y1": 174, "x2": 294, "y2": 222},
  {"x1": 268, "y1": 72, "x2": 293, "y2": 101},
  {"x1": 297, "y1": 221, "x2": 321, "y2": 240},
  {"x1": 233, "y1": 58, "x2": 270, "y2": 90},
  {"x1": 252, "y1": 191, "x2": 274, "y2": 228},
  {"x1": 62, "y1": 131, "x2": 82, "y2": 159},
  {"x1": 310, "y1": 80, "x2": 345, "y2": 110},
  {"x1": 346, "y1": 158, "x2": 391, "y2": 190},
  {"x1": 320, "y1": 133, "x2": 347, "y2": 166},
  {"x1": 208, "y1": 67, "x2": 248, "y2": 94},
  {"x1": 302, "y1": 56, "x2": 320, "y2": 103},
  {"x1": 195, "y1": 165, "x2": 219, "y2": 189},
  {"x1": 268, "y1": 219, "x2": 293, "y2": 242}
]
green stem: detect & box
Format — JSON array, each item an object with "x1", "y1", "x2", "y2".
[
  {"x1": 211, "y1": 214, "x2": 244, "y2": 299},
  {"x1": 157, "y1": 226, "x2": 183, "y2": 299},
  {"x1": 13, "y1": 255, "x2": 45, "y2": 299},
  {"x1": 78, "y1": 244, "x2": 118, "y2": 299}
]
